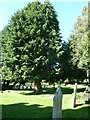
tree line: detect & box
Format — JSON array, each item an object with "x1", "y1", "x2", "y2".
[{"x1": 1, "y1": 1, "x2": 90, "y2": 93}]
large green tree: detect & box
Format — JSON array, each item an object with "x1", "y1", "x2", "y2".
[
  {"x1": 2, "y1": 1, "x2": 62, "y2": 93},
  {"x1": 1, "y1": 25, "x2": 18, "y2": 90},
  {"x1": 70, "y1": 4, "x2": 90, "y2": 83}
]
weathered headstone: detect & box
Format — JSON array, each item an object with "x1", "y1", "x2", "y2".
[
  {"x1": 72, "y1": 83, "x2": 77, "y2": 108},
  {"x1": 52, "y1": 85, "x2": 62, "y2": 119},
  {"x1": 85, "y1": 84, "x2": 90, "y2": 93},
  {"x1": 26, "y1": 86, "x2": 28, "y2": 90},
  {"x1": 16, "y1": 85, "x2": 19, "y2": 90},
  {"x1": 21, "y1": 86, "x2": 24, "y2": 90},
  {"x1": 29, "y1": 85, "x2": 32, "y2": 90}
]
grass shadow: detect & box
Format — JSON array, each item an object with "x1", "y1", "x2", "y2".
[
  {"x1": 1, "y1": 103, "x2": 52, "y2": 119},
  {"x1": 20, "y1": 86, "x2": 74, "y2": 96},
  {"x1": 75, "y1": 103, "x2": 83, "y2": 107},
  {"x1": 1, "y1": 103, "x2": 90, "y2": 119},
  {"x1": 63, "y1": 106, "x2": 90, "y2": 119},
  {"x1": 20, "y1": 85, "x2": 86, "y2": 96},
  {"x1": 20, "y1": 87, "x2": 56, "y2": 95},
  {"x1": 61, "y1": 86, "x2": 86, "y2": 94},
  {"x1": 61, "y1": 87, "x2": 73, "y2": 94},
  {"x1": 77, "y1": 88, "x2": 86, "y2": 93},
  {"x1": 85, "y1": 99, "x2": 90, "y2": 104}
]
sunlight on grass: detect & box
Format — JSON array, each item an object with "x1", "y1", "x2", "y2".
[{"x1": 0, "y1": 84, "x2": 90, "y2": 118}]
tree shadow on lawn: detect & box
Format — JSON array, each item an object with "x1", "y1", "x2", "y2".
[
  {"x1": 61, "y1": 86, "x2": 86, "y2": 94},
  {"x1": 61, "y1": 87, "x2": 73, "y2": 94},
  {"x1": 1, "y1": 103, "x2": 90, "y2": 120},
  {"x1": 20, "y1": 87, "x2": 57, "y2": 95},
  {"x1": 77, "y1": 87, "x2": 86, "y2": 92},
  {"x1": 1, "y1": 103, "x2": 52, "y2": 120},
  {"x1": 20, "y1": 86, "x2": 86, "y2": 96},
  {"x1": 20, "y1": 87, "x2": 73, "y2": 95},
  {"x1": 63, "y1": 106, "x2": 90, "y2": 119},
  {"x1": 44, "y1": 86, "x2": 86, "y2": 94}
]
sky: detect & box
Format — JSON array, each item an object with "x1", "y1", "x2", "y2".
[{"x1": 0, "y1": 0, "x2": 89, "y2": 41}]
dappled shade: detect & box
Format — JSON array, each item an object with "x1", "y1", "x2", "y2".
[
  {"x1": 63, "y1": 106, "x2": 90, "y2": 118},
  {"x1": 1, "y1": 103, "x2": 52, "y2": 119}
]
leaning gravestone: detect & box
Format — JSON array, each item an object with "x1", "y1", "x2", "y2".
[
  {"x1": 72, "y1": 83, "x2": 77, "y2": 108},
  {"x1": 52, "y1": 85, "x2": 62, "y2": 119},
  {"x1": 85, "y1": 84, "x2": 90, "y2": 93},
  {"x1": 26, "y1": 86, "x2": 28, "y2": 90},
  {"x1": 21, "y1": 86, "x2": 24, "y2": 90}
]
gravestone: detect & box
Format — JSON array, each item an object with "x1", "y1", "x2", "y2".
[
  {"x1": 29, "y1": 85, "x2": 32, "y2": 90},
  {"x1": 52, "y1": 85, "x2": 62, "y2": 119},
  {"x1": 72, "y1": 83, "x2": 77, "y2": 108},
  {"x1": 85, "y1": 84, "x2": 90, "y2": 93},
  {"x1": 26, "y1": 86, "x2": 28, "y2": 90},
  {"x1": 21, "y1": 86, "x2": 23, "y2": 90}
]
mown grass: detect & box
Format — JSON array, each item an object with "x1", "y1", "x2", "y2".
[{"x1": 0, "y1": 84, "x2": 90, "y2": 119}]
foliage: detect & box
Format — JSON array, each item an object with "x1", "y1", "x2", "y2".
[
  {"x1": 1, "y1": 1, "x2": 63, "y2": 91},
  {"x1": 1, "y1": 26, "x2": 14, "y2": 81},
  {"x1": 69, "y1": 4, "x2": 90, "y2": 83},
  {"x1": 70, "y1": 5, "x2": 89, "y2": 71},
  {"x1": 61, "y1": 41, "x2": 86, "y2": 83}
]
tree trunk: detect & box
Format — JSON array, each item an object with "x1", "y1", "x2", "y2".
[
  {"x1": 87, "y1": 69, "x2": 90, "y2": 84},
  {"x1": 34, "y1": 81, "x2": 42, "y2": 94}
]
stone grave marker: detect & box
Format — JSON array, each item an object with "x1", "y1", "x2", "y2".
[
  {"x1": 52, "y1": 85, "x2": 62, "y2": 119},
  {"x1": 26, "y1": 86, "x2": 28, "y2": 90},
  {"x1": 21, "y1": 86, "x2": 23, "y2": 90},
  {"x1": 85, "y1": 84, "x2": 90, "y2": 93},
  {"x1": 29, "y1": 85, "x2": 31, "y2": 90}
]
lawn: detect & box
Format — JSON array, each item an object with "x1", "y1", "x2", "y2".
[{"x1": 0, "y1": 84, "x2": 90, "y2": 119}]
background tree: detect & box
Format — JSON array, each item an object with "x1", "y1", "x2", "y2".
[
  {"x1": 70, "y1": 4, "x2": 90, "y2": 83},
  {"x1": 60, "y1": 40, "x2": 86, "y2": 84},
  {"x1": 1, "y1": 26, "x2": 18, "y2": 90},
  {"x1": 1, "y1": 1, "x2": 63, "y2": 93}
]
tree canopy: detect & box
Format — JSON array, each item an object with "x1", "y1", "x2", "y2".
[
  {"x1": 1, "y1": 1, "x2": 89, "y2": 92},
  {"x1": 70, "y1": 4, "x2": 90, "y2": 82},
  {"x1": 1, "y1": 1, "x2": 63, "y2": 92}
]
